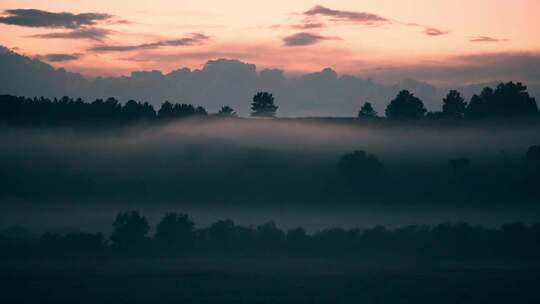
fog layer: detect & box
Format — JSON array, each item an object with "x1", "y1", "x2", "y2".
[{"x1": 1, "y1": 119, "x2": 539, "y2": 231}]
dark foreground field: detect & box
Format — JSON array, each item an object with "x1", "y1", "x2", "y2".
[{"x1": 2, "y1": 259, "x2": 539, "y2": 304}]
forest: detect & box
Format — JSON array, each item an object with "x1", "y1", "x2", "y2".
[
  {"x1": 0, "y1": 81, "x2": 537, "y2": 125},
  {"x1": 2, "y1": 211, "x2": 540, "y2": 261}
]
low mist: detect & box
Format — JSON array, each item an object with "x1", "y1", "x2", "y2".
[{"x1": 1, "y1": 118, "x2": 539, "y2": 232}]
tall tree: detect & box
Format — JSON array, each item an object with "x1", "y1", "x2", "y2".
[
  {"x1": 358, "y1": 102, "x2": 378, "y2": 118},
  {"x1": 218, "y1": 106, "x2": 237, "y2": 117},
  {"x1": 385, "y1": 90, "x2": 426, "y2": 120},
  {"x1": 155, "y1": 213, "x2": 195, "y2": 254},
  {"x1": 442, "y1": 90, "x2": 467, "y2": 119},
  {"x1": 110, "y1": 211, "x2": 150, "y2": 251},
  {"x1": 465, "y1": 82, "x2": 538, "y2": 120},
  {"x1": 158, "y1": 101, "x2": 174, "y2": 118},
  {"x1": 194, "y1": 106, "x2": 208, "y2": 116},
  {"x1": 251, "y1": 92, "x2": 278, "y2": 117}
]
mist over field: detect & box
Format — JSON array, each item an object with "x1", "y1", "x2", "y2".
[{"x1": 1, "y1": 118, "x2": 539, "y2": 233}]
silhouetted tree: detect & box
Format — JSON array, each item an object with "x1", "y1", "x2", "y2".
[
  {"x1": 256, "y1": 222, "x2": 285, "y2": 251},
  {"x1": 286, "y1": 227, "x2": 310, "y2": 253},
  {"x1": 194, "y1": 106, "x2": 208, "y2": 116},
  {"x1": 103, "y1": 97, "x2": 121, "y2": 120},
  {"x1": 218, "y1": 106, "x2": 237, "y2": 117},
  {"x1": 154, "y1": 213, "x2": 195, "y2": 254},
  {"x1": 385, "y1": 90, "x2": 426, "y2": 120},
  {"x1": 122, "y1": 100, "x2": 156, "y2": 121},
  {"x1": 443, "y1": 90, "x2": 467, "y2": 119},
  {"x1": 206, "y1": 219, "x2": 236, "y2": 252},
  {"x1": 158, "y1": 101, "x2": 174, "y2": 118},
  {"x1": 358, "y1": 102, "x2": 377, "y2": 118},
  {"x1": 172, "y1": 103, "x2": 195, "y2": 117},
  {"x1": 3, "y1": 213, "x2": 540, "y2": 260},
  {"x1": 466, "y1": 87, "x2": 492, "y2": 120},
  {"x1": 338, "y1": 150, "x2": 384, "y2": 183},
  {"x1": 466, "y1": 82, "x2": 538, "y2": 120},
  {"x1": 110, "y1": 211, "x2": 150, "y2": 252},
  {"x1": 251, "y1": 92, "x2": 278, "y2": 117},
  {"x1": 156, "y1": 102, "x2": 206, "y2": 119}
]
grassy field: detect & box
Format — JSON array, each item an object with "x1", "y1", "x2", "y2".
[{"x1": 1, "y1": 258, "x2": 539, "y2": 304}]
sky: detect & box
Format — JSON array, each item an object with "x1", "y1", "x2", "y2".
[{"x1": 1, "y1": 0, "x2": 539, "y2": 85}]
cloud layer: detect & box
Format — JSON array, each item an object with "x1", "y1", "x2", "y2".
[
  {"x1": 37, "y1": 53, "x2": 82, "y2": 62},
  {"x1": 424, "y1": 28, "x2": 448, "y2": 36},
  {"x1": 470, "y1": 36, "x2": 507, "y2": 42},
  {"x1": 283, "y1": 32, "x2": 339, "y2": 46},
  {"x1": 303, "y1": 5, "x2": 388, "y2": 25},
  {"x1": 1, "y1": 47, "x2": 539, "y2": 117},
  {"x1": 89, "y1": 33, "x2": 210, "y2": 52},
  {"x1": 29, "y1": 28, "x2": 111, "y2": 41},
  {"x1": 0, "y1": 9, "x2": 112, "y2": 29},
  {"x1": 369, "y1": 52, "x2": 540, "y2": 87}
]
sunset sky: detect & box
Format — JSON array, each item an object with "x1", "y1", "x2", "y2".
[{"x1": 1, "y1": 0, "x2": 539, "y2": 85}]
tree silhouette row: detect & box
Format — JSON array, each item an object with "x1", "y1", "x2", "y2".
[
  {"x1": 359, "y1": 82, "x2": 538, "y2": 120},
  {"x1": 0, "y1": 81, "x2": 537, "y2": 125},
  {"x1": 0, "y1": 95, "x2": 217, "y2": 125},
  {"x1": 1, "y1": 212, "x2": 539, "y2": 260},
  {"x1": 0, "y1": 211, "x2": 540, "y2": 260}
]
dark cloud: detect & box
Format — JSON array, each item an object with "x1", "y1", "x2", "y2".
[
  {"x1": 299, "y1": 5, "x2": 452, "y2": 40},
  {"x1": 269, "y1": 22, "x2": 326, "y2": 30},
  {"x1": 88, "y1": 33, "x2": 210, "y2": 52},
  {"x1": 0, "y1": 50, "x2": 438, "y2": 115},
  {"x1": 107, "y1": 19, "x2": 132, "y2": 25},
  {"x1": 36, "y1": 53, "x2": 82, "y2": 62},
  {"x1": 0, "y1": 9, "x2": 112, "y2": 29},
  {"x1": 424, "y1": 28, "x2": 448, "y2": 36},
  {"x1": 283, "y1": 32, "x2": 339, "y2": 46},
  {"x1": 368, "y1": 52, "x2": 540, "y2": 87},
  {"x1": 29, "y1": 28, "x2": 111, "y2": 41},
  {"x1": 470, "y1": 36, "x2": 507, "y2": 42},
  {"x1": 290, "y1": 22, "x2": 326, "y2": 30},
  {"x1": 303, "y1": 5, "x2": 388, "y2": 25}
]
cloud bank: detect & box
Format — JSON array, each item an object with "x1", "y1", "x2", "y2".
[
  {"x1": 470, "y1": 36, "x2": 507, "y2": 42},
  {"x1": 29, "y1": 28, "x2": 111, "y2": 41},
  {"x1": 424, "y1": 28, "x2": 448, "y2": 36},
  {"x1": 0, "y1": 47, "x2": 538, "y2": 116},
  {"x1": 89, "y1": 33, "x2": 210, "y2": 52},
  {"x1": 36, "y1": 53, "x2": 82, "y2": 62},
  {"x1": 0, "y1": 9, "x2": 112, "y2": 29},
  {"x1": 282, "y1": 32, "x2": 340, "y2": 46},
  {"x1": 303, "y1": 5, "x2": 388, "y2": 25}
]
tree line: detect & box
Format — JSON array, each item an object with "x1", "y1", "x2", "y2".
[
  {"x1": 0, "y1": 82, "x2": 537, "y2": 125},
  {"x1": 1, "y1": 211, "x2": 540, "y2": 261},
  {"x1": 0, "y1": 92, "x2": 257, "y2": 125},
  {"x1": 359, "y1": 82, "x2": 538, "y2": 120}
]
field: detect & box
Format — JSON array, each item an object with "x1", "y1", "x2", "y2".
[{"x1": 2, "y1": 259, "x2": 539, "y2": 304}]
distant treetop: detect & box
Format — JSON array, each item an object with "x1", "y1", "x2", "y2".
[
  {"x1": 358, "y1": 102, "x2": 378, "y2": 118},
  {"x1": 466, "y1": 82, "x2": 538, "y2": 120},
  {"x1": 218, "y1": 106, "x2": 237, "y2": 117},
  {"x1": 385, "y1": 90, "x2": 427, "y2": 120},
  {"x1": 443, "y1": 90, "x2": 467, "y2": 119},
  {"x1": 251, "y1": 92, "x2": 278, "y2": 118}
]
